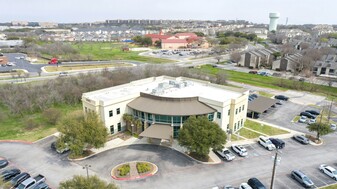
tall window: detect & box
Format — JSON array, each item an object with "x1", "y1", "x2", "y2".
[
  {"x1": 109, "y1": 110, "x2": 113, "y2": 117},
  {"x1": 242, "y1": 105, "x2": 245, "y2": 111},
  {"x1": 116, "y1": 108, "x2": 120, "y2": 115},
  {"x1": 228, "y1": 109, "x2": 230, "y2": 116},
  {"x1": 110, "y1": 125, "x2": 114, "y2": 134},
  {"x1": 241, "y1": 119, "x2": 243, "y2": 126},
  {"x1": 117, "y1": 122, "x2": 121, "y2": 132},
  {"x1": 148, "y1": 113, "x2": 153, "y2": 121},
  {"x1": 239, "y1": 107, "x2": 241, "y2": 113},
  {"x1": 208, "y1": 113, "x2": 214, "y2": 121},
  {"x1": 217, "y1": 112, "x2": 222, "y2": 119},
  {"x1": 235, "y1": 108, "x2": 238, "y2": 115},
  {"x1": 234, "y1": 123, "x2": 237, "y2": 130}
]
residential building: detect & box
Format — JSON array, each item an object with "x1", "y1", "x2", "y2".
[
  {"x1": 313, "y1": 54, "x2": 337, "y2": 76},
  {"x1": 82, "y1": 76, "x2": 249, "y2": 140},
  {"x1": 242, "y1": 49, "x2": 277, "y2": 68},
  {"x1": 272, "y1": 53, "x2": 302, "y2": 72}
]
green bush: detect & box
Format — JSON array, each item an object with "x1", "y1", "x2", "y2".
[
  {"x1": 136, "y1": 162, "x2": 151, "y2": 174},
  {"x1": 118, "y1": 164, "x2": 130, "y2": 176}
]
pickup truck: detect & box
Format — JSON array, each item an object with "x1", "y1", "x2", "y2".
[{"x1": 16, "y1": 174, "x2": 45, "y2": 189}]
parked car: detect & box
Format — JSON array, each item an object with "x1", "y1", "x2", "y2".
[
  {"x1": 293, "y1": 135, "x2": 310, "y2": 145},
  {"x1": 247, "y1": 112, "x2": 260, "y2": 119},
  {"x1": 231, "y1": 144, "x2": 248, "y2": 157},
  {"x1": 1, "y1": 168, "x2": 21, "y2": 182},
  {"x1": 305, "y1": 110, "x2": 320, "y2": 115},
  {"x1": 32, "y1": 182, "x2": 50, "y2": 189},
  {"x1": 249, "y1": 71, "x2": 258, "y2": 74},
  {"x1": 16, "y1": 174, "x2": 45, "y2": 189},
  {"x1": 59, "y1": 72, "x2": 69, "y2": 77},
  {"x1": 330, "y1": 124, "x2": 336, "y2": 131},
  {"x1": 276, "y1": 101, "x2": 282, "y2": 105},
  {"x1": 258, "y1": 136, "x2": 276, "y2": 151},
  {"x1": 319, "y1": 164, "x2": 337, "y2": 180},
  {"x1": 300, "y1": 112, "x2": 316, "y2": 119},
  {"x1": 51, "y1": 141, "x2": 69, "y2": 154},
  {"x1": 247, "y1": 177, "x2": 266, "y2": 189},
  {"x1": 291, "y1": 170, "x2": 314, "y2": 188},
  {"x1": 0, "y1": 159, "x2": 9, "y2": 169},
  {"x1": 274, "y1": 95, "x2": 289, "y2": 101},
  {"x1": 298, "y1": 116, "x2": 307, "y2": 123},
  {"x1": 308, "y1": 119, "x2": 316, "y2": 125},
  {"x1": 299, "y1": 78, "x2": 305, "y2": 82},
  {"x1": 269, "y1": 138, "x2": 285, "y2": 149},
  {"x1": 216, "y1": 148, "x2": 235, "y2": 161},
  {"x1": 240, "y1": 183, "x2": 253, "y2": 189},
  {"x1": 11, "y1": 172, "x2": 30, "y2": 188}
]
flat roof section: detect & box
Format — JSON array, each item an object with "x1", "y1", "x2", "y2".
[
  {"x1": 83, "y1": 76, "x2": 246, "y2": 103},
  {"x1": 128, "y1": 93, "x2": 216, "y2": 116},
  {"x1": 139, "y1": 124, "x2": 172, "y2": 140},
  {"x1": 248, "y1": 96, "x2": 278, "y2": 114}
]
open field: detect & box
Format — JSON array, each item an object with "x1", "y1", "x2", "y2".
[
  {"x1": 197, "y1": 65, "x2": 337, "y2": 98},
  {"x1": 244, "y1": 119, "x2": 290, "y2": 136},
  {"x1": 70, "y1": 42, "x2": 174, "y2": 63},
  {"x1": 321, "y1": 184, "x2": 337, "y2": 189},
  {"x1": 44, "y1": 63, "x2": 132, "y2": 72},
  {"x1": 0, "y1": 103, "x2": 82, "y2": 142}
]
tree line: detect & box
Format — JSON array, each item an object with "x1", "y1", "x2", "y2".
[{"x1": 0, "y1": 65, "x2": 227, "y2": 115}]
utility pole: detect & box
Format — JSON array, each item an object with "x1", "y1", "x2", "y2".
[
  {"x1": 270, "y1": 150, "x2": 281, "y2": 189},
  {"x1": 83, "y1": 164, "x2": 91, "y2": 179}
]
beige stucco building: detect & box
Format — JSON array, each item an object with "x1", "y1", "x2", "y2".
[{"x1": 82, "y1": 76, "x2": 249, "y2": 140}]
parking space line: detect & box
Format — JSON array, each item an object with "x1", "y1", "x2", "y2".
[
  {"x1": 309, "y1": 173, "x2": 329, "y2": 186},
  {"x1": 275, "y1": 178, "x2": 293, "y2": 189}
]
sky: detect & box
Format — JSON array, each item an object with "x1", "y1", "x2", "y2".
[{"x1": 1, "y1": 0, "x2": 337, "y2": 25}]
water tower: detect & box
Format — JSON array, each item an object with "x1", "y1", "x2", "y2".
[{"x1": 269, "y1": 13, "x2": 280, "y2": 32}]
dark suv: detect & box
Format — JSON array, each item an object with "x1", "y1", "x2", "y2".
[
  {"x1": 274, "y1": 95, "x2": 289, "y2": 101},
  {"x1": 291, "y1": 170, "x2": 314, "y2": 188},
  {"x1": 10, "y1": 172, "x2": 30, "y2": 187},
  {"x1": 300, "y1": 112, "x2": 316, "y2": 119},
  {"x1": 305, "y1": 110, "x2": 320, "y2": 115},
  {"x1": 1, "y1": 168, "x2": 21, "y2": 182},
  {"x1": 269, "y1": 138, "x2": 285, "y2": 149},
  {"x1": 247, "y1": 177, "x2": 266, "y2": 189}
]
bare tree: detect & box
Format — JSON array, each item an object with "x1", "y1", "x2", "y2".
[
  {"x1": 214, "y1": 56, "x2": 223, "y2": 64},
  {"x1": 230, "y1": 51, "x2": 242, "y2": 65},
  {"x1": 281, "y1": 44, "x2": 296, "y2": 55}
]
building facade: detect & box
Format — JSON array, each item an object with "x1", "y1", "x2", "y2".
[{"x1": 82, "y1": 76, "x2": 249, "y2": 139}]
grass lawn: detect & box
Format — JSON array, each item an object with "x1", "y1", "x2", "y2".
[
  {"x1": 258, "y1": 91, "x2": 274, "y2": 98},
  {"x1": 230, "y1": 134, "x2": 245, "y2": 141},
  {"x1": 44, "y1": 63, "x2": 132, "y2": 72},
  {"x1": 244, "y1": 119, "x2": 289, "y2": 136},
  {"x1": 70, "y1": 42, "x2": 175, "y2": 64},
  {"x1": 293, "y1": 116, "x2": 300, "y2": 122},
  {"x1": 321, "y1": 184, "x2": 337, "y2": 189},
  {"x1": 196, "y1": 65, "x2": 337, "y2": 98},
  {"x1": 236, "y1": 128, "x2": 261, "y2": 139},
  {"x1": 0, "y1": 103, "x2": 82, "y2": 142}
]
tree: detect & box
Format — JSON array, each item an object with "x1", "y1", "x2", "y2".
[
  {"x1": 214, "y1": 56, "x2": 223, "y2": 64},
  {"x1": 178, "y1": 116, "x2": 227, "y2": 158},
  {"x1": 307, "y1": 122, "x2": 334, "y2": 141},
  {"x1": 59, "y1": 175, "x2": 118, "y2": 189},
  {"x1": 272, "y1": 52, "x2": 282, "y2": 60},
  {"x1": 57, "y1": 111, "x2": 108, "y2": 157},
  {"x1": 230, "y1": 51, "x2": 242, "y2": 64},
  {"x1": 43, "y1": 108, "x2": 62, "y2": 125},
  {"x1": 194, "y1": 32, "x2": 205, "y2": 37},
  {"x1": 142, "y1": 36, "x2": 153, "y2": 46}
]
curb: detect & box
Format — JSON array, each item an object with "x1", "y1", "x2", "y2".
[
  {"x1": 0, "y1": 140, "x2": 33, "y2": 144},
  {"x1": 110, "y1": 161, "x2": 158, "y2": 181}
]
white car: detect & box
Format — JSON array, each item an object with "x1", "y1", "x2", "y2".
[
  {"x1": 298, "y1": 116, "x2": 307, "y2": 123},
  {"x1": 319, "y1": 164, "x2": 337, "y2": 180},
  {"x1": 231, "y1": 144, "x2": 248, "y2": 157},
  {"x1": 258, "y1": 136, "x2": 276, "y2": 151},
  {"x1": 216, "y1": 148, "x2": 235, "y2": 161},
  {"x1": 330, "y1": 124, "x2": 336, "y2": 130},
  {"x1": 308, "y1": 119, "x2": 316, "y2": 125},
  {"x1": 239, "y1": 183, "x2": 252, "y2": 189}
]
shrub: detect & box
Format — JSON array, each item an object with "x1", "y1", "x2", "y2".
[
  {"x1": 118, "y1": 164, "x2": 130, "y2": 176},
  {"x1": 136, "y1": 162, "x2": 151, "y2": 174},
  {"x1": 43, "y1": 108, "x2": 62, "y2": 125},
  {"x1": 25, "y1": 118, "x2": 39, "y2": 130}
]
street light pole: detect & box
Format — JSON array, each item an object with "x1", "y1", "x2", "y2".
[{"x1": 83, "y1": 164, "x2": 91, "y2": 179}]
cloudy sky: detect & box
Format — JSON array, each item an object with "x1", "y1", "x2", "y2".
[{"x1": 2, "y1": 0, "x2": 336, "y2": 24}]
